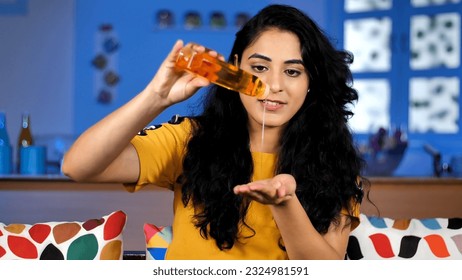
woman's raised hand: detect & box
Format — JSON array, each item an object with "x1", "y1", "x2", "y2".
[{"x1": 146, "y1": 40, "x2": 222, "y2": 106}]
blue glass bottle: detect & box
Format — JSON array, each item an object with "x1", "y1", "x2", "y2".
[{"x1": 0, "y1": 111, "x2": 12, "y2": 174}]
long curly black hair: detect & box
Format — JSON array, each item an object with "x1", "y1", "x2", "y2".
[{"x1": 179, "y1": 4, "x2": 365, "y2": 250}]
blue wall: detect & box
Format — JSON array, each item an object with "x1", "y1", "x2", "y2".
[
  {"x1": 71, "y1": 0, "x2": 462, "y2": 177},
  {"x1": 73, "y1": 0, "x2": 326, "y2": 134},
  {"x1": 3, "y1": 0, "x2": 456, "y2": 177}
]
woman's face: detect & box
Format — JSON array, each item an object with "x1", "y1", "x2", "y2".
[{"x1": 239, "y1": 28, "x2": 310, "y2": 130}]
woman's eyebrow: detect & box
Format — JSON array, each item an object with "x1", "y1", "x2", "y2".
[
  {"x1": 248, "y1": 53, "x2": 303, "y2": 65},
  {"x1": 285, "y1": 59, "x2": 304, "y2": 65},
  {"x1": 248, "y1": 53, "x2": 271, "y2": 61}
]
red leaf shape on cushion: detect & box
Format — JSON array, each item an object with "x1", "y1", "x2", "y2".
[
  {"x1": 29, "y1": 224, "x2": 51, "y2": 244},
  {"x1": 103, "y1": 211, "x2": 126, "y2": 240},
  {"x1": 369, "y1": 233, "x2": 395, "y2": 258},
  {"x1": 424, "y1": 234, "x2": 450, "y2": 258},
  {"x1": 0, "y1": 228, "x2": 3, "y2": 237},
  {"x1": 83, "y1": 218, "x2": 105, "y2": 231},
  {"x1": 0, "y1": 245, "x2": 6, "y2": 258},
  {"x1": 8, "y1": 236, "x2": 38, "y2": 259}
]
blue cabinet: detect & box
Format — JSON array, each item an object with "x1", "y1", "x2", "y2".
[{"x1": 330, "y1": 0, "x2": 462, "y2": 176}]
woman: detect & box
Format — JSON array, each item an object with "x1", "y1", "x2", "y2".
[{"x1": 62, "y1": 4, "x2": 365, "y2": 259}]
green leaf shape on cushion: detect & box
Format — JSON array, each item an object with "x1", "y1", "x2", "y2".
[{"x1": 67, "y1": 234, "x2": 98, "y2": 260}]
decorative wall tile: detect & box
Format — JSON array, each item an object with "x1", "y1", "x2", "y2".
[
  {"x1": 409, "y1": 77, "x2": 459, "y2": 133},
  {"x1": 156, "y1": 9, "x2": 175, "y2": 29},
  {"x1": 345, "y1": 17, "x2": 392, "y2": 72},
  {"x1": 184, "y1": 11, "x2": 202, "y2": 29},
  {"x1": 345, "y1": 0, "x2": 393, "y2": 13},
  {"x1": 209, "y1": 11, "x2": 226, "y2": 29},
  {"x1": 235, "y1": 12, "x2": 250, "y2": 29},
  {"x1": 92, "y1": 24, "x2": 120, "y2": 105},
  {"x1": 348, "y1": 79, "x2": 391, "y2": 133},
  {"x1": 410, "y1": 13, "x2": 460, "y2": 69}
]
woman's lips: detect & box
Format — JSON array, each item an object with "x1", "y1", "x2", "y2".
[{"x1": 260, "y1": 99, "x2": 284, "y2": 111}]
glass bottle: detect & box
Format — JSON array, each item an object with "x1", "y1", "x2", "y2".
[
  {"x1": 0, "y1": 111, "x2": 10, "y2": 147},
  {"x1": 18, "y1": 112, "x2": 33, "y2": 148},
  {"x1": 0, "y1": 111, "x2": 12, "y2": 174},
  {"x1": 175, "y1": 43, "x2": 269, "y2": 98},
  {"x1": 17, "y1": 112, "x2": 34, "y2": 172}
]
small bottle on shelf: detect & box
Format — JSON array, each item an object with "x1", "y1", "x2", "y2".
[
  {"x1": 17, "y1": 112, "x2": 34, "y2": 172},
  {"x1": 0, "y1": 111, "x2": 12, "y2": 174},
  {"x1": 0, "y1": 111, "x2": 10, "y2": 147},
  {"x1": 175, "y1": 43, "x2": 269, "y2": 99},
  {"x1": 18, "y1": 112, "x2": 34, "y2": 148}
]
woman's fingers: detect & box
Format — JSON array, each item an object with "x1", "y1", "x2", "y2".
[{"x1": 233, "y1": 174, "x2": 297, "y2": 205}]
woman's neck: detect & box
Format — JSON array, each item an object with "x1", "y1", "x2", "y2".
[{"x1": 249, "y1": 125, "x2": 281, "y2": 154}]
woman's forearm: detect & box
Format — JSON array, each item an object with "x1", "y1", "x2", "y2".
[
  {"x1": 62, "y1": 87, "x2": 168, "y2": 182},
  {"x1": 270, "y1": 197, "x2": 349, "y2": 260}
]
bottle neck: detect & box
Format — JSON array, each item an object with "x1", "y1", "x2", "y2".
[{"x1": 22, "y1": 115, "x2": 30, "y2": 129}]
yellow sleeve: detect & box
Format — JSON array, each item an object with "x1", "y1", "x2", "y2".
[{"x1": 124, "y1": 118, "x2": 191, "y2": 192}]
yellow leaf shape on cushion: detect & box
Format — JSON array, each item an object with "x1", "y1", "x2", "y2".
[
  {"x1": 100, "y1": 240, "x2": 122, "y2": 260},
  {"x1": 4, "y1": 224, "x2": 26, "y2": 234}
]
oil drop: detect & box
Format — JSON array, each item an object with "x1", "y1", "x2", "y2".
[{"x1": 260, "y1": 100, "x2": 267, "y2": 179}]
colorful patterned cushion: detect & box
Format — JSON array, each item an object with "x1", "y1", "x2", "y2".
[
  {"x1": 0, "y1": 210, "x2": 127, "y2": 260},
  {"x1": 143, "y1": 223, "x2": 172, "y2": 260},
  {"x1": 347, "y1": 214, "x2": 462, "y2": 259}
]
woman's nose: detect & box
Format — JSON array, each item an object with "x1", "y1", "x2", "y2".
[{"x1": 267, "y1": 72, "x2": 283, "y2": 94}]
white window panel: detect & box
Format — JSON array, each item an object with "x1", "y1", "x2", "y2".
[
  {"x1": 348, "y1": 79, "x2": 391, "y2": 133},
  {"x1": 409, "y1": 77, "x2": 460, "y2": 133},
  {"x1": 410, "y1": 13, "x2": 460, "y2": 69},
  {"x1": 411, "y1": 0, "x2": 460, "y2": 7},
  {"x1": 345, "y1": 0, "x2": 393, "y2": 13},
  {"x1": 345, "y1": 17, "x2": 392, "y2": 72}
]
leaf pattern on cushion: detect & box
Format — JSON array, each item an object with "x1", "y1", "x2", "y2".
[
  {"x1": 347, "y1": 214, "x2": 462, "y2": 259},
  {"x1": 424, "y1": 234, "x2": 450, "y2": 258},
  {"x1": 29, "y1": 224, "x2": 51, "y2": 244},
  {"x1": 103, "y1": 210, "x2": 126, "y2": 240},
  {"x1": 82, "y1": 218, "x2": 105, "y2": 231},
  {"x1": 7, "y1": 236, "x2": 38, "y2": 259},
  {"x1": 53, "y1": 222, "x2": 81, "y2": 244},
  {"x1": 4, "y1": 224, "x2": 26, "y2": 234},
  {"x1": 0, "y1": 211, "x2": 127, "y2": 260}
]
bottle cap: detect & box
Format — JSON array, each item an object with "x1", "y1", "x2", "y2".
[{"x1": 258, "y1": 84, "x2": 270, "y2": 99}]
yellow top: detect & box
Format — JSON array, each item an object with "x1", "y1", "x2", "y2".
[{"x1": 127, "y1": 118, "x2": 359, "y2": 259}]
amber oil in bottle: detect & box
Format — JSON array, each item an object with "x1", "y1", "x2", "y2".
[{"x1": 175, "y1": 43, "x2": 269, "y2": 98}]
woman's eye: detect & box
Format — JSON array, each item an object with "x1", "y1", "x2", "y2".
[
  {"x1": 251, "y1": 65, "x2": 267, "y2": 73},
  {"x1": 286, "y1": 69, "x2": 301, "y2": 77}
]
